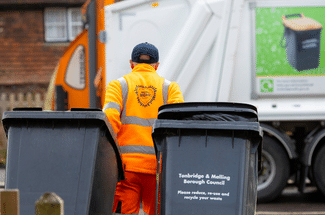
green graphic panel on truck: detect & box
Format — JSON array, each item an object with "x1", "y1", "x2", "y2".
[{"x1": 255, "y1": 6, "x2": 325, "y2": 77}]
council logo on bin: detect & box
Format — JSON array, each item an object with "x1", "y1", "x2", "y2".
[{"x1": 260, "y1": 79, "x2": 274, "y2": 93}]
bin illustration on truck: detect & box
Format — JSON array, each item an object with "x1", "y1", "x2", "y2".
[{"x1": 281, "y1": 14, "x2": 323, "y2": 71}]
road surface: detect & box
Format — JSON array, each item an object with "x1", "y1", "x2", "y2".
[{"x1": 257, "y1": 186, "x2": 325, "y2": 215}]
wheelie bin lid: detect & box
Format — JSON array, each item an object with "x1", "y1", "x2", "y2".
[
  {"x1": 154, "y1": 102, "x2": 262, "y2": 139},
  {"x1": 157, "y1": 102, "x2": 258, "y2": 122},
  {"x1": 2, "y1": 109, "x2": 112, "y2": 136},
  {"x1": 2, "y1": 108, "x2": 117, "y2": 145},
  {"x1": 153, "y1": 102, "x2": 263, "y2": 164},
  {"x1": 2, "y1": 108, "x2": 113, "y2": 124},
  {"x1": 282, "y1": 14, "x2": 322, "y2": 31},
  {"x1": 2, "y1": 108, "x2": 125, "y2": 180}
]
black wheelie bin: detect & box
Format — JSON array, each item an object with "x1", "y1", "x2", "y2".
[
  {"x1": 152, "y1": 102, "x2": 263, "y2": 215},
  {"x1": 2, "y1": 108, "x2": 124, "y2": 215}
]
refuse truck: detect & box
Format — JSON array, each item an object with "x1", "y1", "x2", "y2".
[{"x1": 45, "y1": 0, "x2": 325, "y2": 203}]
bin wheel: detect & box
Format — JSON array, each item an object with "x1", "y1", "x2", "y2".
[
  {"x1": 312, "y1": 144, "x2": 325, "y2": 196},
  {"x1": 257, "y1": 135, "x2": 290, "y2": 203}
]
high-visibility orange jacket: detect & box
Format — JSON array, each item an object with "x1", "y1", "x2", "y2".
[{"x1": 103, "y1": 63, "x2": 184, "y2": 174}]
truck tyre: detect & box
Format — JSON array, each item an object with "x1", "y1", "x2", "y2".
[
  {"x1": 312, "y1": 144, "x2": 325, "y2": 196},
  {"x1": 257, "y1": 135, "x2": 290, "y2": 203}
]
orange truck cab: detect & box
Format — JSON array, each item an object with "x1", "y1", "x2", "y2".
[{"x1": 46, "y1": 0, "x2": 112, "y2": 110}]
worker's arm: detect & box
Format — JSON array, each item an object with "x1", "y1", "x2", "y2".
[
  {"x1": 167, "y1": 82, "x2": 184, "y2": 104},
  {"x1": 103, "y1": 79, "x2": 123, "y2": 134}
]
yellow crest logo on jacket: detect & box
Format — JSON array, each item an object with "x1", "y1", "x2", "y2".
[{"x1": 135, "y1": 85, "x2": 157, "y2": 107}]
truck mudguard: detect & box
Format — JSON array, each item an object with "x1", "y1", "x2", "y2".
[
  {"x1": 260, "y1": 123, "x2": 298, "y2": 159},
  {"x1": 302, "y1": 129, "x2": 325, "y2": 166}
]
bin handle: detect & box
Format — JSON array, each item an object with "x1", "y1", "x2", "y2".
[
  {"x1": 282, "y1": 13, "x2": 304, "y2": 21},
  {"x1": 280, "y1": 31, "x2": 287, "y2": 48}
]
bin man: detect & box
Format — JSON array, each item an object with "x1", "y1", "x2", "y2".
[{"x1": 103, "y1": 42, "x2": 184, "y2": 215}]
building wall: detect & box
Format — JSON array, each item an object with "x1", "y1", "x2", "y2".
[{"x1": 0, "y1": 9, "x2": 67, "y2": 85}]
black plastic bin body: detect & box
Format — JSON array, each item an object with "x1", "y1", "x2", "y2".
[
  {"x1": 2, "y1": 109, "x2": 124, "y2": 215},
  {"x1": 152, "y1": 103, "x2": 262, "y2": 215},
  {"x1": 282, "y1": 14, "x2": 322, "y2": 71}
]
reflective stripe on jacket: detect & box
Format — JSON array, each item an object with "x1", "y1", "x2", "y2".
[{"x1": 103, "y1": 64, "x2": 184, "y2": 174}]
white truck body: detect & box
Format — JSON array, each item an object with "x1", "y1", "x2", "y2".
[
  {"x1": 105, "y1": 0, "x2": 325, "y2": 121},
  {"x1": 102, "y1": 0, "x2": 325, "y2": 202}
]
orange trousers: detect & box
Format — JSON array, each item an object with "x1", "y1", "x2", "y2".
[{"x1": 112, "y1": 171, "x2": 156, "y2": 215}]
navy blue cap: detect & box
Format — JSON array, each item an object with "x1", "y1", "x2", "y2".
[{"x1": 131, "y1": 42, "x2": 159, "y2": 63}]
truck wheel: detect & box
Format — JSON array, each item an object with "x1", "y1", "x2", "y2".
[
  {"x1": 312, "y1": 144, "x2": 325, "y2": 196},
  {"x1": 257, "y1": 135, "x2": 290, "y2": 203}
]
